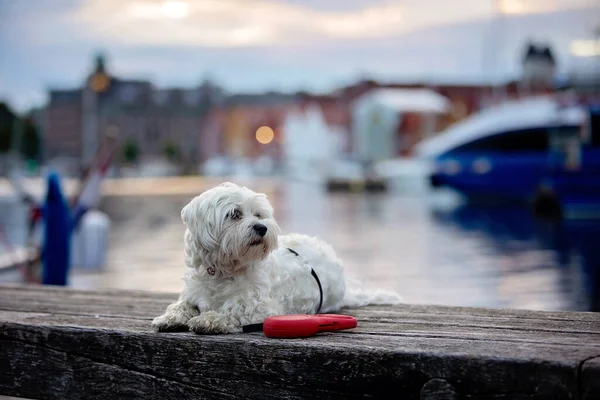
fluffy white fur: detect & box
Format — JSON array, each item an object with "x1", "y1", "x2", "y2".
[{"x1": 152, "y1": 182, "x2": 401, "y2": 334}]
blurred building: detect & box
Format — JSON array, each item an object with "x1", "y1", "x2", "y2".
[
  {"x1": 520, "y1": 42, "x2": 557, "y2": 94},
  {"x1": 199, "y1": 92, "x2": 355, "y2": 164},
  {"x1": 41, "y1": 45, "x2": 578, "y2": 176},
  {"x1": 43, "y1": 54, "x2": 223, "y2": 174},
  {"x1": 351, "y1": 88, "x2": 452, "y2": 159},
  {"x1": 199, "y1": 76, "x2": 540, "y2": 167},
  {"x1": 282, "y1": 100, "x2": 350, "y2": 161},
  {"x1": 44, "y1": 89, "x2": 82, "y2": 164},
  {"x1": 566, "y1": 29, "x2": 600, "y2": 102},
  {"x1": 199, "y1": 94, "x2": 299, "y2": 162}
]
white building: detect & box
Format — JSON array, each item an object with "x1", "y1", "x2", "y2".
[
  {"x1": 350, "y1": 88, "x2": 451, "y2": 161},
  {"x1": 281, "y1": 104, "x2": 346, "y2": 182},
  {"x1": 521, "y1": 43, "x2": 557, "y2": 93}
]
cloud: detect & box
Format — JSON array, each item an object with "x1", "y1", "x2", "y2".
[
  {"x1": 12, "y1": 0, "x2": 594, "y2": 49},
  {"x1": 497, "y1": 0, "x2": 592, "y2": 14},
  {"x1": 0, "y1": 0, "x2": 595, "y2": 111},
  {"x1": 65, "y1": 0, "x2": 408, "y2": 47},
  {"x1": 64, "y1": 0, "x2": 594, "y2": 49}
]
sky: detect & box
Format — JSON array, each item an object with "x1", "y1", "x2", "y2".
[{"x1": 0, "y1": 0, "x2": 598, "y2": 112}]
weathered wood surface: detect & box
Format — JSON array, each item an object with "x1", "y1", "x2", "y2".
[{"x1": 1, "y1": 284, "x2": 599, "y2": 400}]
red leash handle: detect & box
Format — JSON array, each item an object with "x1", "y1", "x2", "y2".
[{"x1": 262, "y1": 314, "x2": 357, "y2": 338}]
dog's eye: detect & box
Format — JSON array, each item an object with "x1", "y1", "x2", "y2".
[
  {"x1": 255, "y1": 213, "x2": 262, "y2": 219},
  {"x1": 229, "y1": 209, "x2": 242, "y2": 220}
]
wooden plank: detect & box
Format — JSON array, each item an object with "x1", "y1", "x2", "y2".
[
  {"x1": 1, "y1": 301, "x2": 598, "y2": 352},
  {"x1": 1, "y1": 284, "x2": 599, "y2": 399},
  {"x1": 0, "y1": 282, "x2": 178, "y2": 301},
  {"x1": 2, "y1": 285, "x2": 600, "y2": 358},
  {"x1": 1, "y1": 285, "x2": 599, "y2": 359},
  {"x1": 2, "y1": 287, "x2": 599, "y2": 348},
  {"x1": 0, "y1": 309, "x2": 596, "y2": 362},
  {"x1": 3, "y1": 283, "x2": 599, "y2": 324},
  {"x1": 0, "y1": 321, "x2": 583, "y2": 400}
]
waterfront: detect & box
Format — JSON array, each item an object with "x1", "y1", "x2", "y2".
[{"x1": 1, "y1": 177, "x2": 599, "y2": 312}]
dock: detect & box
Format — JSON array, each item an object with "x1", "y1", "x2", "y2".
[
  {"x1": 1, "y1": 284, "x2": 599, "y2": 399},
  {"x1": 0, "y1": 176, "x2": 280, "y2": 199}
]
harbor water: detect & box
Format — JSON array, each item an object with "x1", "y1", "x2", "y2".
[{"x1": 1, "y1": 178, "x2": 599, "y2": 312}]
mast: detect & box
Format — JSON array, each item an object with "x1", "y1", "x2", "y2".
[{"x1": 492, "y1": 0, "x2": 507, "y2": 103}]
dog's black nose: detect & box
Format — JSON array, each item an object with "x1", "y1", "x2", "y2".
[{"x1": 253, "y1": 223, "x2": 267, "y2": 237}]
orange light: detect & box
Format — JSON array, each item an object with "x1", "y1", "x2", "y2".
[
  {"x1": 91, "y1": 73, "x2": 110, "y2": 93},
  {"x1": 256, "y1": 126, "x2": 274, "y2": 144}
]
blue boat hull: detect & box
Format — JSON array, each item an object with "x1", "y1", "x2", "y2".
[{"x1": 430, "y1": 147, "x2": 600, "y2": 217}]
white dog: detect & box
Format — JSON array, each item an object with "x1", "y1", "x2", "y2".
[{"x1": 152, "y1": 182, "x2": 401, "y2": 334}]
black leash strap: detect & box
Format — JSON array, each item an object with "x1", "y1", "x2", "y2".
[
  {"x1": 242, "y1": 248, "x2": 324, "y2": 333},
  {"x1": 310, "y1": 268, "x2": 323, "y2": 314},
  {"x1": 242, "y1": 322, "x2": 264, "y2": 333}
]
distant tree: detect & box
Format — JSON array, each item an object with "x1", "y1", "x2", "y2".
[
  {"x1": 295, "y1": 90, "x2": 311, "y2": 98},
  {"x1": 0, "y1": 102, "x2": 16, "y2": 153},
  {"x1": 123, "y1": 140, "x2": 139, "y2": 164},
  {"x1": 20, "y1": 116, "x2": 40, "y2": 160},
  {"x1": 163, "y1": 142, "x2": 179, "y2": 162}
]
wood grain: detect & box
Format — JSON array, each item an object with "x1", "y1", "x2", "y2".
[{"x1": 1, "y1": 284, "x2": 599, "y2": 399}]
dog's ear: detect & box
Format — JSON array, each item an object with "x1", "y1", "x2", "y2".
[
  {"x1": 180, "y1": 196, "x2": 219, "y2": 249},
  {"x1": 181, "y1": 201, "x2": 193, "y2": 226}
]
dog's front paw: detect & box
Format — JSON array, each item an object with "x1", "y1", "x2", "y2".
[
  {"x1": 188, "y1": 311, "x2": 239, "y2": 335},
  {"x1": 151, "y1": 313, "x2": 189, "y2": 332}
]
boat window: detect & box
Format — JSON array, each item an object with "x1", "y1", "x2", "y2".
[{"x1": 451, "y1": 127, "x2": 549, "y2": 153}]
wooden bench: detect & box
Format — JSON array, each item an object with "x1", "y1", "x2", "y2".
[{"x1": 1, "y1": 284, "x2": 599, "y2": 399}]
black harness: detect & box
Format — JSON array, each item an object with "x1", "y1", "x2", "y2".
[{"x1": 242, "y1": 248, "x2": 323, "y2": 333}]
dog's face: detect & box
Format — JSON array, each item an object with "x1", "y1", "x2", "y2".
[{"x1": 181, "y1": 182, "x2": 280, "y2": 275}]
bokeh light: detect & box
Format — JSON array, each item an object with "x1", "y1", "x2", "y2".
[
  {"x1": 256, "y1": 126, "x2": 274, "y2": 144},
  {"x1": 91, "y1": 73, "x2": 110, "y2": 93}
]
